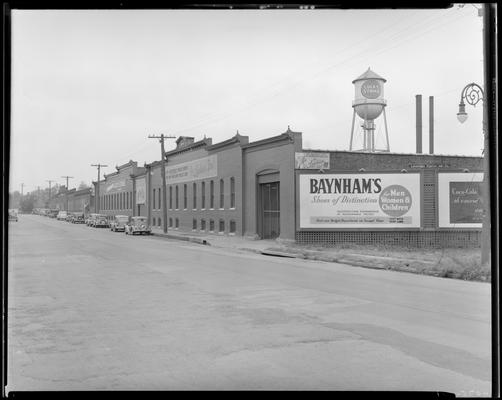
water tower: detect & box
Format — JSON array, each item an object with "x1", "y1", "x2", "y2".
[{"x1": 349, "y1": 68, "x2": 390, "y2": 152}]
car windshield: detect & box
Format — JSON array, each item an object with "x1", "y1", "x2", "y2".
[
  {"x1": 116, "y1": 216, "x2": 129, "y2": 222},
  {"x1": 132, "y1": 218, "x2": 147, "y2": 223}
]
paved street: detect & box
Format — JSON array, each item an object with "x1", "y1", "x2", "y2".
[{"x1": 7, "y1": 215, "x2": 491, "y2": 394}]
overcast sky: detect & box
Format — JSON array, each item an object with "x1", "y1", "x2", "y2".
[{"x1": 10, "y1": 5, "x2": 486, "y2": 194}]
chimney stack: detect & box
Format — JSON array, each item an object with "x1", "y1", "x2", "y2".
[
  {"x1": 416, "y1": 94, "x2": 422, "y2": 153},
  {"x1": 429, "y1": 96, "x2": 434, "y2": 154}
]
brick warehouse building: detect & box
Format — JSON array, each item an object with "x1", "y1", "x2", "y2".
[{"x1": 88, "y1": 128, "x2": 483, "y2": 247}]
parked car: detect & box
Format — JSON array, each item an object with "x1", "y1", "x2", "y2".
[
  {"x1": 93, "y1": 214, "x2": 109, "y2": 228},
  {"x1": 72, "y1": 212, "x2": 85, "y2": 224},
  {"x1": 8, "y1": 209, "x2": 18, "y2": 222},
  {"x1": 56, "y1": 211, "x2": 68, "y2": 221},
  {"x1": 110, "y1": 215, "x2": 129, "y2": 232},
  {"x1": 66, "y1": 212, "x2": 75, "y2": 222},
  {"x1": 86, "y1": 213, "x2": 98, "y2": 226},
  {"x1": 125, "y1": 216, "x2": 151, "y2": 235},
  {"x1": 49, "y1": 210, "x2": 59, "y2": 218}
]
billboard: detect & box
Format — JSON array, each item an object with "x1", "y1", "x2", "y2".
[
  {"x1": 136, "y1": 177, "x2": 146, "y2": 205},
  {"x1": 299, "y1": 173, "x2": 421, "y2": 229},
  {"x1": 165, "y1": 155, "x2": 217, "y2": 184},
  {"x1": 295, "y1": 152, "x2": 330, "y2": 170},
  {"x1": 105, "y1": 179, "x2": 127, "y2": 193},
  {"x1": 438, "y1": 172, "x2": 483, "y2": 228}
]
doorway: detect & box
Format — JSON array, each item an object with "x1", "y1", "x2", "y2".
[{"x1": 260, "y1": 182, "x2": 280, "y2": 239}]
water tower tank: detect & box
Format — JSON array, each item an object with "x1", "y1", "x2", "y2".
[
  {"x1": 352, "y1": 68, "x2": 386, "y2": 120},
  {"x1": 349, "y1": 68, "x2": 390, "y2": 152}
]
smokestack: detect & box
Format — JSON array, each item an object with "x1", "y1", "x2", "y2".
[
  {"x1": 429, "y1": 96, "x2": 434, "y2": 154},
  {"x1": 416, "y1": 94, "x2": 422, "y2": 153}
]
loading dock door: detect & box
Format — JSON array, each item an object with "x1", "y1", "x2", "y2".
[{"x1": 261, "y1": 182, "x2": 280, "y2": 239}]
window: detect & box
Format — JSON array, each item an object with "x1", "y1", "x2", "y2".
[
  {"x1": 169, "y1": 218, "x2": 173, "y2": 227},
  {"x1": 210, "y1": 180, "x2": 214, "y2": 208},
  {"x1": 183, "y1": 184, "x2": 187, "y2": 209},
  {"x1": 201, "y1": 182, "x2": 206, "y2": 209},
  {"x1": 193, "y1": 183, "x2": 197, "y2": 209},
  {"x1": 209, "y1": 219, "x2": 214, "y2": 232},
  {"x1": 175, "y1": 186, "x2": 179, "y2": 209},
  {"x1": 152, "y1": 217, "x2": 156, "y2": 226},
  {"x1": 230, "y1": 177, "x2": 235, "y2": 208},
  {"x1": 158, "y1": 187, "x2": 161, "y2": 210},
  {"x1": 220, "y1": 179, "x2": 224, "y2": 209},
  {"x1": 153, "y1": 188, "x2": 156, "y2": 209},
  {"x1": 192, "y1": 218, "x2": 197, "y2": 230},
  {"x1": 201, "y1": 219, "x2": 206, "y2": 231},
  {"x1": 120, "y1": 192, "x2": 123, "y2": 210},
  {"x1": 229, "y1": 220, "x2": 236, "y2": 233},
  {"x1": 158, "y1": 217, "x2": 161, "y2": 227},
  {"x1": 169, "y1": 186, "x2": 172, "y2": 209},
  {"x1": 219, "y1": 219, "x2": 225, "y2": 233},
  {"x1": 175, "y1": 218, "x2": 179, "y2": 228},
  {"x1": 126, "y1": 192, "x2": 128, "y2": 209}
]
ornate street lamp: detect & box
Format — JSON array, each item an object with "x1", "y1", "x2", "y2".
[{"x1": 457, "y1": 82, "x2": 489, "y2": 266}]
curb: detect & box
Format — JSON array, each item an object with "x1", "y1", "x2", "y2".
[{"x1": 151, "y1": 232, "x2": 210, "y2": 246}]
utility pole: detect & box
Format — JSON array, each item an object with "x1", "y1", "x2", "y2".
[
  {"x1": 46, "y1": 180, "x2": 54, "y2": 208},
  {"x1": 91, "y1": 164, "x2": 108, "y2": 213},
  {"x1": 61, "y1": 175, "x2": 74, "y2": 211},
  {"x1": 148, "y1": 134, "x2": 175, "y2": 233}
]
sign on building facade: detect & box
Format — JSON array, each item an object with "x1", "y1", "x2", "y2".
[
  {"x1": 437, "y1": 172, "x2": 483, "y2": 228},
  {"x1": 165, "y1": 155, "x2": 218, "y2": 184},
  {"x1": 136, "y1": 177, "x2": 146, "y2": 205},
  {"x1": 299, "y1": 173, "x2": 421, "y2": 228},
  {"x1": 295, "y1": 152, "x2": 330, "y2": 170},
  {"x1": 105, "y1": 179, "x2": 127, "y2": 193}
]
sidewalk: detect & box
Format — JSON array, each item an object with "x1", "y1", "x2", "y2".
[{"x1": 150, "y1": 227, "x2": 488, "y2": 282}]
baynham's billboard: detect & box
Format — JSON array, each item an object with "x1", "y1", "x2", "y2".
[
  {"x1": 299, "y1": 173, "x2": 421, "y2": 229},
  {"x1": 437, "y1": 172, "x2": 483, "y2": 228}
]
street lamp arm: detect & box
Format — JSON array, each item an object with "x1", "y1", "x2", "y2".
[{"x1": 460, "y1": 82, "x2": 484, "y2": 106}]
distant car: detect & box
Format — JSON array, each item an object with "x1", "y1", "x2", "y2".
[
  {"x1": 8, "y1": 209, "x2": 18, "y2": 222},
  {"x1": 57, "y1": 211, "x2": 68, "y2": 221},
  {"x1": 125, "y1": 216, "x2": 151, "y2": 235},
  {"x1": 66, "y1": 213, "x2": 75, "y2": 222},
  {"x1": 110, "y1": 215, "x2": 129, "y2": 232},
  {"x1": 49, "y1": 210, "x2": 59, "y2": 218},
  {"x1": 86, "y1": 213, "x2": 98, "y2": 226},
  {"x1": 93, "y1": 214, "x2": 109, "y2": 228},
  {"x1": 72, "y1": 213, "x2": 85, "y2": 224}
]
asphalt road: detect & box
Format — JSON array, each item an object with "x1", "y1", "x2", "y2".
[{"x1": 7, "y1": 215, "x2": 491, "y2": 394}]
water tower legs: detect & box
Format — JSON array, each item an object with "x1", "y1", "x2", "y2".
[{"x1": 349, "y1": 109, "x2": 356, "y2": 151}]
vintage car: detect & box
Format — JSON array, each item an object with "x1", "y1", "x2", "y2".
[
  {"x1": 48, "y1": 210, "x2": 59, "y2": 218},
  {"x1": 8, "y1": 209, "x2": 18, "y2": 222},
  {"x1": 56, "y1": 211, "x2": 68, "y2": 221},
  {"x1": 110, "y1": 215, "x2": 129, "y2": 232},
  {"x1": 72, "y1": 212, "x2": 85, "y2": 224},
  {"x1": 66, "y1": 213, "x2": 75, "y2": 222},
  {"x1": 92, "y1": 214, "x2": 109, "y2": 228},
  {"x1": 86, "y1": 213, "x2": 98, "y2": 226},
  {"x1": 125, "y1": 216, "x2": 151, "y2": 235}
]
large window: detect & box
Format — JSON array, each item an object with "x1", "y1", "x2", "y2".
[
  {"x1": 209, "y1": 219, "x2": 215, "y2": 232},
  {"x1": 183, "y1": 184, "x2": 187, "y2": 209},
  {"x1": 201, "y1": 182, "x2": 206, "y2": 209},
  {"x1": 192, "y1": 218, "x2": 197, "y2": 230},
  {"x1": 158, "y1": 187, "x2": 161, "y2": 210},
  {"x1": 220, "y1": 179, "x2": 224, "y2": 209},
  {"x1": 219, "y1": 219, "x2": 225, "y2": 233},
  {"x1": 169, "y1": 186, "x2": 172, "y2": 209},
  {"x1": 175, "y1": 185, "x2": 179, "y2": 209},
  {"x1": 193, "y1": 182, "x2": 197, "y2": 209},
  {"x1": 210, "y1": 180, "x2": 214, "y2": 209},
  {"x1": 201, "y1": 219, "x2": 206, "y2": 231},
  {"x1": 230, "y1": 177, "x2": 235, "y2": 208},
  {"x1": 153, "y1": 188, "x2": 156, "y2": 209},
  {"x1": 229, "y1": 220, "x2": 236, "y2": 233}
]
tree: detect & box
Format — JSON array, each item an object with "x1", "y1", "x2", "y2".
[{"x1": 20, "y1": 194, "x2": 36, "y2": 213}]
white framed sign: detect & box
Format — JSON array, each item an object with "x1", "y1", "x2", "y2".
[
  {"x1": 136, "y1": 177, "x2": 146, "y2": 205},
  {"x1": 165, "y1": 155, "x2": 217, "y2": 184},
  {"x1": 299, "y1": 173, "x2": 421, "y2": 228},
  {"x1": 295, "y1": 152, "x2": 330, "y2": 170},
  {"x1": 437, "y1": 172, "x2": 484, "y2": 228}
]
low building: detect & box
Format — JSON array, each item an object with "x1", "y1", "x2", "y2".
[{"x1": 127, "y1": 129, "x2": 483, "y2": 247}]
